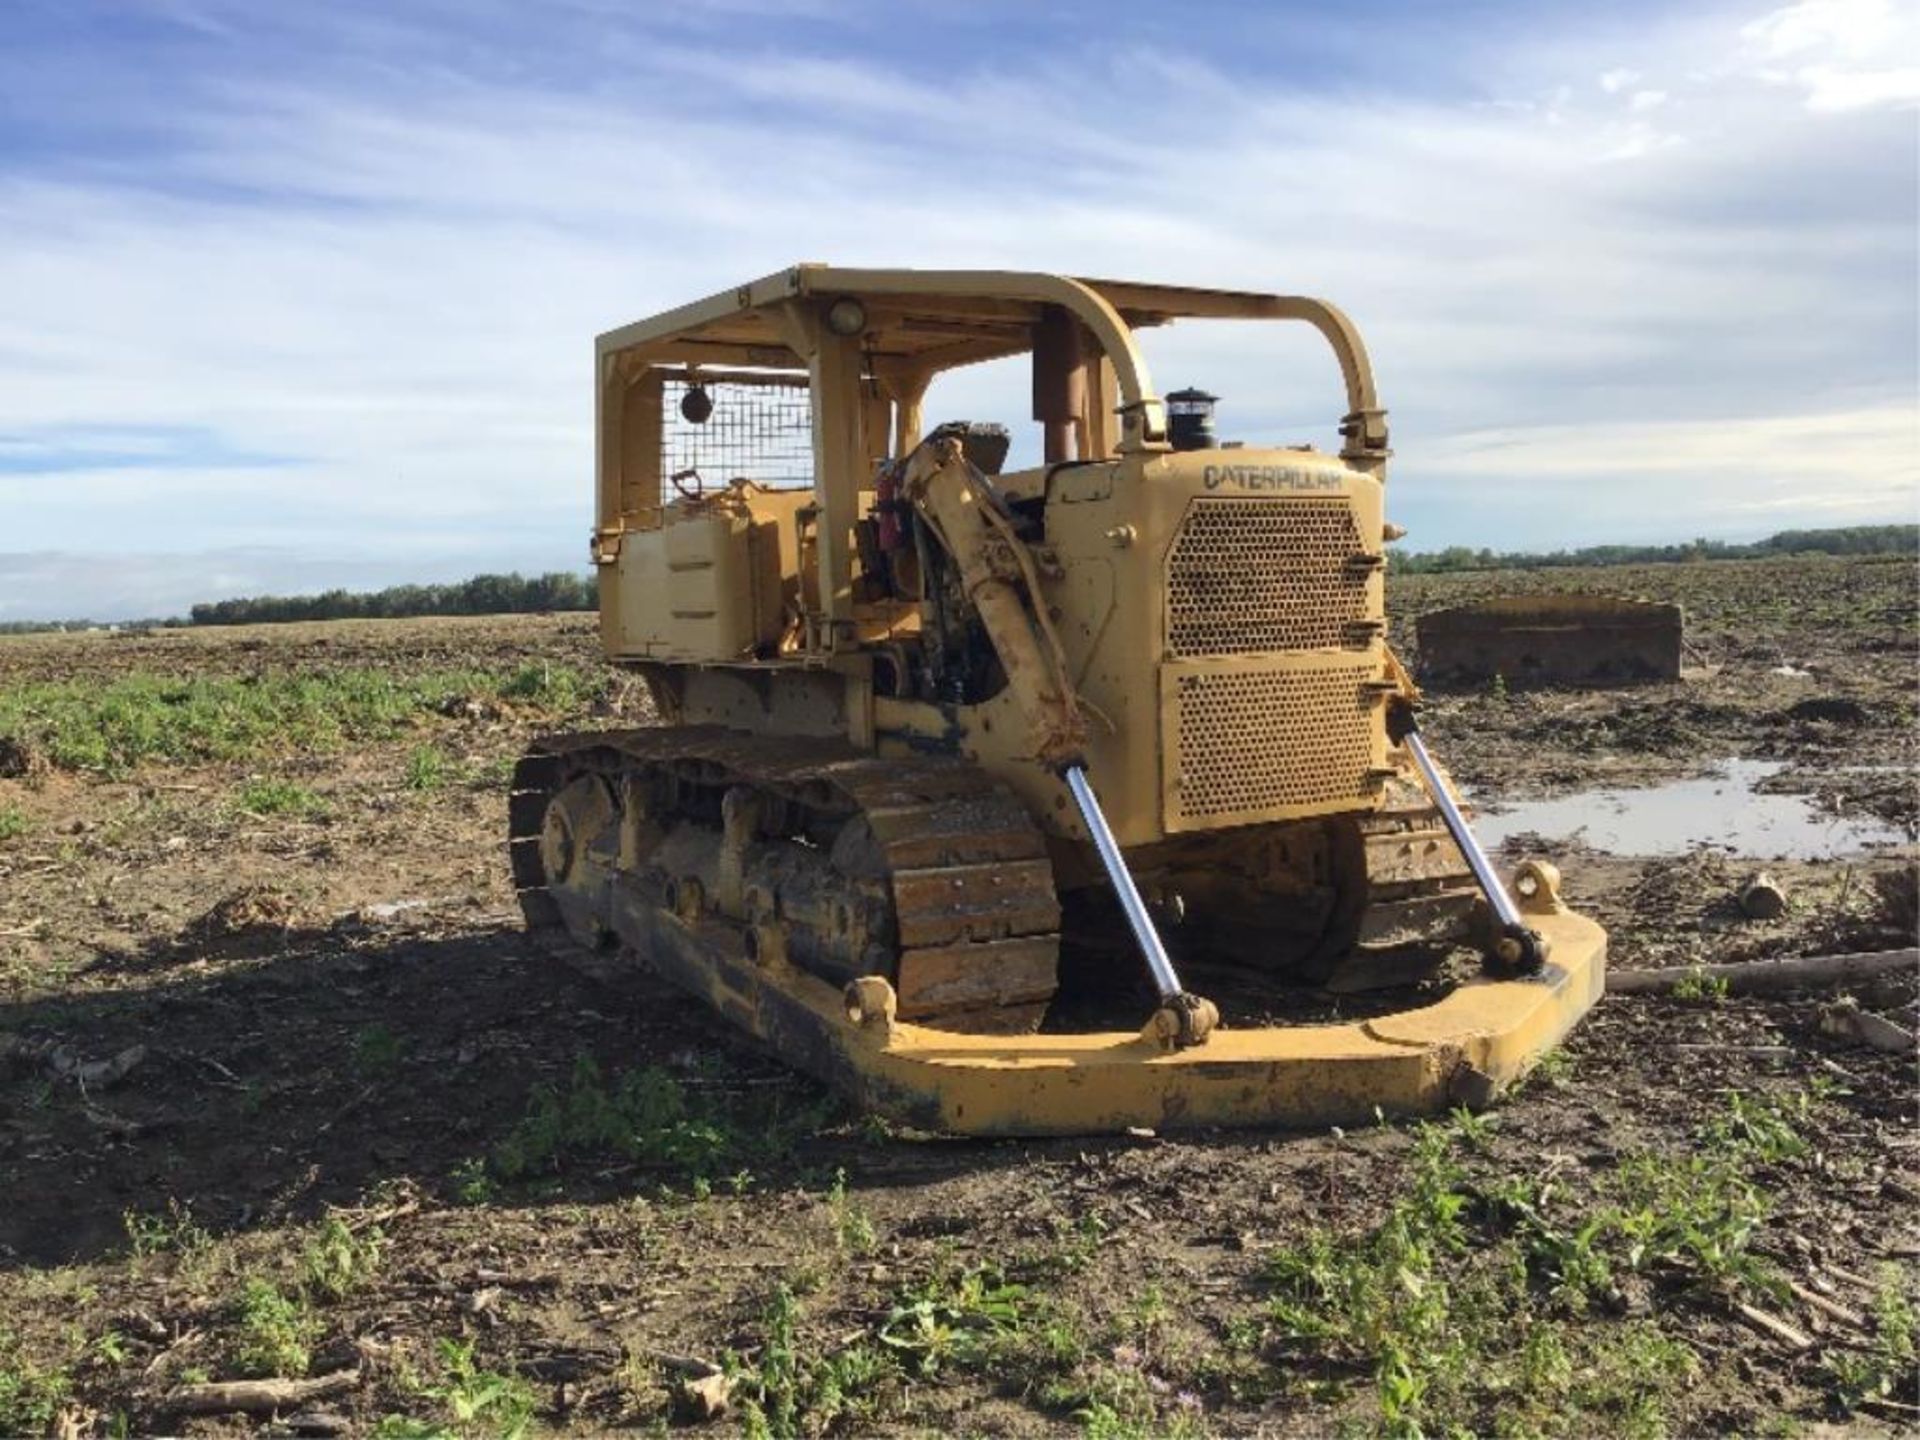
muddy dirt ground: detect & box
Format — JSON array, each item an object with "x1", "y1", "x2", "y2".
[{"x1": 1, "y1": 556, "x2": 1914, "y2": 1438}]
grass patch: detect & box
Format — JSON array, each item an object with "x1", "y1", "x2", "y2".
[
  {"x1": 488, "y1": 1056, "x2": 835, "y2": 1191},
  {"x1": 302, "y1": 1215, "x2": 385, "y2": 1301},
  {"x1": 230, "y1": 1279, "x2": 316, "y2": 1379},
  {"x1": 499, "y1": 662, "x2": 588, "y2": 710},
  {"x1": 726, "y1": 1257, "x2": 1203, "y2": 1437},
  {"x1": 734, "y1": 1281, "x2": 939, "y2": 1438},
  {"x1": 235, "y1": 776, "x2": 327, "y2": 818},
  {"x1": 378, "y1": 1338, "x2": 535, "y2": 1440},
  {"x1": 0, "y1": 1330, "x2": 71, "y2": 1436},
  {"x1": 403, "y1": 744, "x2": 448, "y2": 791},
  {"x1": 1251, "y1": 1088, "x2": 1829, "y2": 1435},
  {"x1": 1824, "y1": 1265, "x2": 1918, "y2": 1414},
  {"x1": 122, "y1": 1199, "x2": 212, "y2": 1259},
  {"x1": 0, "y1": 664, "x2": 605, "y2": 776},
  {"x1": 0, "y1": 804, "x2": 27, "y2": 842}
]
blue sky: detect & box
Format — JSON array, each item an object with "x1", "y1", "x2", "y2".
[{"x1": 1, "y1": 0, "x2": 1915, "y2": 619}]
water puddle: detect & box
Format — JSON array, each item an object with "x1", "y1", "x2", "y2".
[{"x1": 1473, "y1": 759, "x2": 1905, "y2": 861}]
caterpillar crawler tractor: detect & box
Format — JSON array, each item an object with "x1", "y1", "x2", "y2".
[{"x1": 511, "y1": 266, "x2": 1605, "y2": 1135}]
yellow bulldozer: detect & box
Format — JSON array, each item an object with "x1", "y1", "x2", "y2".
[{"x1": 510, "y1": 266, "x2": 1605, "y2": 1135}]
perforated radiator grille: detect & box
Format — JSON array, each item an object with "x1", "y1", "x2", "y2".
[
  {"x1": 1168, "y1": 660, "x2": 1377, "y2": 825},
  {"x1": 1165, "y1": 498, "x2": 1370, "y2": 656}
]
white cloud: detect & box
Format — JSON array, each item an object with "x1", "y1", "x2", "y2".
[
  {"x1": 1739, "y1": 0, "x2": 1920, "y2": 108},
  {"x1": 1795, "y1": 64, "x2": 1920, "y2": 110},
  {"x1": 0, "y1": 1, "x2": 1914, "y2": 617},
  {"x1": 1425, "y1": 403, "x2": 1918, "y2": 482},
  {"x1": 1741, "y1": 0, "x2": 1902, "y2": 60}
]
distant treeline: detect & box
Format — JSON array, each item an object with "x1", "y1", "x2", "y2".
[
  {"x1": 1392, "y1": 524, "x2": 1917, "y2": 574},
  {"x1": 2, "y1": 527, "x2": 1911, "y2": 636},
  {"x1": 0, "y1": 618, "x2": 182, "y2": 635},
  {"x1": 188, "y1": 571, "x2": 599, "y2": 626}
]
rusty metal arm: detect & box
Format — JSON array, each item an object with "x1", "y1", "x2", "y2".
[
  {"x1": 898, "y1": 438, "x2": 1088, "y2": 768},
  {"x1": 898, "y1": 436, "x2": 1216, "y2": 1046}
]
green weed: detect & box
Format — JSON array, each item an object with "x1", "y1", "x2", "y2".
[
  {"x1": 450, "y1": 1157, "x2": 496, "y2": 1206},
  {"x1": 122, "y1": 1199, "x2": 212, "y2": 1259},
  {"x1": 0, "y1": 804, "x2": 27, "y2": 842},
  {"x1": 425, "y1": 1338, "x2": 535, "y2": 1440},
  {"x1": 878, "y1": 1262, "x2": 1029, "y2": 1378},
  {"x1": 737, "y1": 1285, "x2": 902, "y2": 1438},
  {"x1": 500, "y1": 662, "x2": 584, "y2": 709},
  {"x1": 1703, "y1": 1088, "x2": 1810, "y2": 1164},
  {"x1": 0, "y1": 664, "x2": 605, "y2": 776},
  {"x1": 302, "y1": 1215, "x2": 384, "y2": 1301},
  {"x1": 234, "y1": 777, "x2": 327, "y2": 818},
  {"x1": 476, "y1": 754, "x2": 519, "y2": 787},
  {"x1": 489, "y1": 1055, "x2": 831, "y2": 1188},
  {"x1": 404, "y1": 744, "x2": 448, "y2": 791},
  {"x1": 1613, "y1": 1152, "x2": 1772, "y2": 1287},
  {"x1": 1567, "y1": 1323, "x2": 1699, "y2": 1438},
  {"x1": 492, "y1": 1057, "x2": 726, "y2": 1179},
  {"x1": 370, "y1": 1419, "x2": 445, "y2": 1439},
  {"x1": 92, "y1": 1330, "x2": 130, "y2": 1366},
  {"x1": 1826, "y1": 1265, "x2": 1919, "y2": 1414},
  {"x1": 743, "y1": 1284, "x2": 802, "y2": 1439},
  {"x1": 0, "y1": 1330, "x2": 71, "y2": 1436},
  {"x1": 1049, "y1": 1331, "x2": 1205, "y2": 1439},
  {"x1": 1524, "y1": 1046, "x2": 1575, "y2": 1091},
  {"x1": 1254, "y1": 1106, "x2": 1768, "y2": 1434},
  {"x1": 230, "y1": 1279, "x2": 316, "y2": 1378},
  {"x1": 826, "y1": 1168, "x2": 876, "y2": 1254},
  {"x1": 1670, "y1": 969, "x2": 1730, "y2": 1002}
]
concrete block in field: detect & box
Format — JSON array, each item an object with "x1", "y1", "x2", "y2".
[{"x1": 1416, "y1": 595, "x2": 1683, "y2": 688}]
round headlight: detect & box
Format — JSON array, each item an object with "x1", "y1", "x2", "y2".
[{"x1": 826, "y1": 297, "x2": 867, "y2": 337}]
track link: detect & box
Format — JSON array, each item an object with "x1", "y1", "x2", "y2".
[{"x1": 508, "y1": 727, "x2": 1060, "y2": 1032}]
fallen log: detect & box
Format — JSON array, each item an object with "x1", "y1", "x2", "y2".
[
  {"x1": 1738, "y1": 872, "x2": 1788, "y2": 920},
  {"x1": 1788, "y1": 1279, "x2": 1866, "y2": 1331},
  {"x1": 164, "y1": 1368, "x2": 360, "y2": 1416},
  {"x1": 1734, "y1": 1301, "x2": 1813, "y2": 1352},
  {"x1": 1607, "y1": 948, "x2": 1917, "y2": 996}
]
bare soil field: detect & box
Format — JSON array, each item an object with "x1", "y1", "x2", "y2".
[{"x1": 0, "y1": 556, "x2": 1914, "y2": 1438}]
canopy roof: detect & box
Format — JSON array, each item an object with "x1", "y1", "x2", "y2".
[
  {"x1": 596, "y1": 264, "x2": 1360, "y2": 378},
  {"x1": 595, "y1": 264, "x2": 1386, "y2": 467}
]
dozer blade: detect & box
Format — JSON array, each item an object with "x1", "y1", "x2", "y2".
[
  {"x1": 1416, "y1": 595, "x2": 1683, "y2": 688},
  {"x1": 598, "y1": 879, "x2": 1602, "y2": 1136}
]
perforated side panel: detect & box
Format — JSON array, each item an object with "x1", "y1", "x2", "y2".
[
  {"x1": 1166, "y1": 498, "x2": 1369, "y2": 656},
  {"x1": 1165, "y1": 659, "x2": 1378, "y2": 827}
]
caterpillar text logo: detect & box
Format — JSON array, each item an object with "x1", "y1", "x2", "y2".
[{"x1": 1201, "y1": 465, "x2": 1345, "y2": 492}]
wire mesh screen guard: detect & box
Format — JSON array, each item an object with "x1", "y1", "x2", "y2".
[{"x1": 661, "y1": 373, "x2": 814, "y2": 500}]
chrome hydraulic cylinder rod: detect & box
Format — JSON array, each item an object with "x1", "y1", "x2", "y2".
[
  {"x1": 1063, "y1": 764, "x2": 1184, "y2": 1001},
  {"x1": 1399, "y1": 727, "x2": 1524, "y2": 932}
]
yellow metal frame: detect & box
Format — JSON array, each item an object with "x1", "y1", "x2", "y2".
[
  {"x1": 855, "y1": 910, "x2": 1603, "y2": 1133},
  {"x1": 597, "y1": 864, "x2": 1605, "y2": 1135}
]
